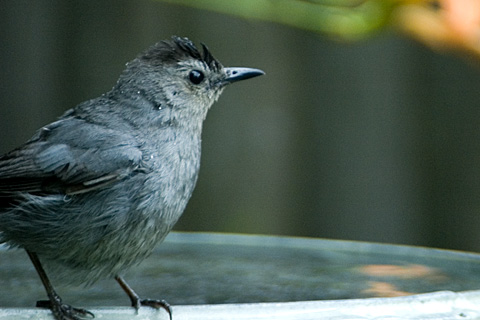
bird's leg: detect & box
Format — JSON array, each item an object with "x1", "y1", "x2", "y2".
[
  {"x1": 26, "y1": 250, "x2": 94, "y2": 320},
  {"x1": 115, "y1": 275, "x2": 172, "y2": 320}
]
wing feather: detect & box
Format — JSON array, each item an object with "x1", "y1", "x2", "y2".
[{"x1": 0, "y1": 116, "x2": 144, "y2": 202}]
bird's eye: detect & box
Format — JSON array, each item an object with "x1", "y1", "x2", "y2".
[{"x1": 189, "y1": 70, "x2": 204, "y2": 85}]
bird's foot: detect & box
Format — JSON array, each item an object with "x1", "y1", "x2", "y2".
[
  {"x1": 115, "y1": 275, "x2": 172, "y2": 320},
  {"x1": 36, "y1": 299, "x2": 94, "y2": 320},
  {"x1": 133, "y1": 298, "x2": 172, "y2": 320}
]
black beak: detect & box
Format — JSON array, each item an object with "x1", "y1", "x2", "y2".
[{"x1": 222, "y1": 67, "x2": 265, "y2": 85}]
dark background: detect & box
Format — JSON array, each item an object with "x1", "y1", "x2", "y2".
[{"x1": 1, "y1": 0, "x2": 480, "y2": 251}]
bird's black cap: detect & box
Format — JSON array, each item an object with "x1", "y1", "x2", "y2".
[{"x1": 139, "y1": 36, "x2": 222, "y2": 71}]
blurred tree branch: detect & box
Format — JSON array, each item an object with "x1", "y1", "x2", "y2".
[
  {"x1": 156, "y1": 0, "x2": 396, "y2": 40},
  {"x1": 156, "y1": 0, "x2": 480, "y2": 59}
]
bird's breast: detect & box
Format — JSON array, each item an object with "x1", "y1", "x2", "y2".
[{"x1": 135, "y1": 132, "x2": 201, "y2": 225}]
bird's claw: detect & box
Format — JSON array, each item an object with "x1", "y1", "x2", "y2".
[
  {"x1": 36, "y1": 299, "x2": 94, "y2": 320},
  {"x1": 137, "y1": 299, "x2": 172, "y2": 320}
]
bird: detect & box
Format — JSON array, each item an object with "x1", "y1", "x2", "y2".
[{"x1": 0, "y1": 36, "x2": 264, "y2": 320}]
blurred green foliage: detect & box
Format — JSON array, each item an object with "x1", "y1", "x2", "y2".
[{"x1": 156, "y1": 0, "x2": 399, "y2": 40}]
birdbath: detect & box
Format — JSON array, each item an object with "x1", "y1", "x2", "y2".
[{"x1": 1, "y1": 232, "x2": 480, "y2": 319}]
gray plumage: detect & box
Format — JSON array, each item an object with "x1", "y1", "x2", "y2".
[{"x1": 0, "y1": 36, "x2": 264, "y2": 287}]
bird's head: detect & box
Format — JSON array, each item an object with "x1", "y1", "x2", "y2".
[{"x1": 116, "y1": 36, "x2": 264, "y2": 125}]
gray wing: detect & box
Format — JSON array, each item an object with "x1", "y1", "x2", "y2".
[{"x1": 0, "y1": 116, "x2": 144, "y2": 202}]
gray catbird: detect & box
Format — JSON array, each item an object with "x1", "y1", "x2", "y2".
[{"x1": 0, "y1": 36, "x2": 264, "y2": 320}]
